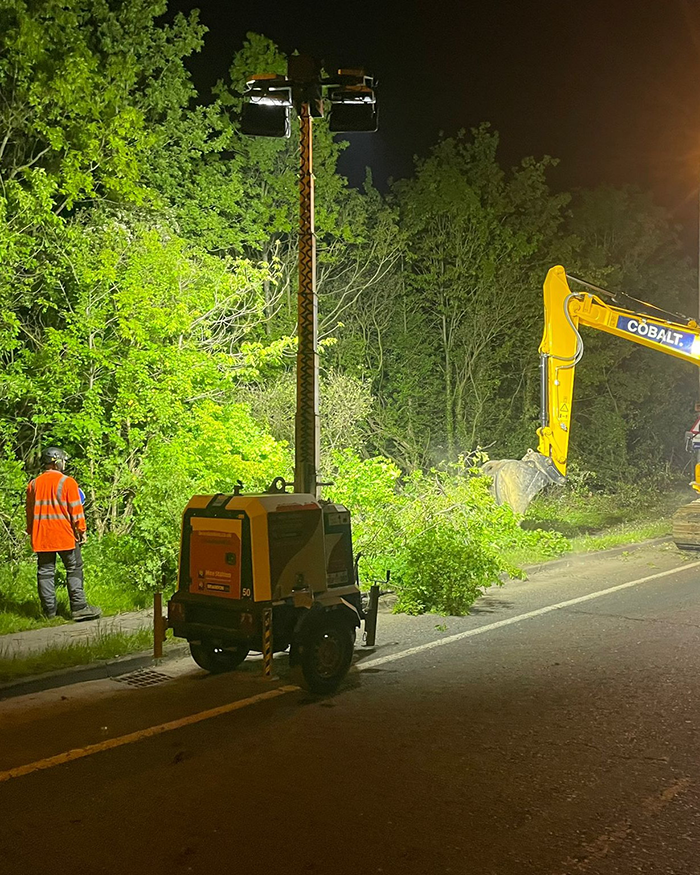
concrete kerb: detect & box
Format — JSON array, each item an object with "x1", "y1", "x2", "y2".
[{"x1": 0, "y1": 642, "x2": 189, "y2": 701}]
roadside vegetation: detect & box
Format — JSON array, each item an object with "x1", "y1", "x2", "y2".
[
  {"x1": 1, "y1": 1, "x2": 696, "y2": 638},
  {"x1": 0, "y1": 627, "x2": 155, "y2": 684},
  {"x1": 1, "y1": 470, "x2": 678, "y2": 635},
  {"x1": 510, "y1": 480, "x2": 681, "y2": 566}
]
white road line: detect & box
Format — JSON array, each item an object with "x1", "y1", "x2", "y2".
[{"x1": 358, "y1": 561, "x2": 700, "y2": 671}]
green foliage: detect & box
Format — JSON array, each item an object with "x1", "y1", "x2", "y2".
[
  {"x1": 0, "y1": 540, "x2": 148, "y2": 633},
  {"x1": 0, "y1": 10, "x2": 693, "y2": 635},
  {"x1": 0, "y1": 626, "x2": 155, "y2": 683},
  {"x1": 2, "y1": 210, "x2": 285, "y2": 529},
  {"x1": 327, "y1": 452, "x2": 568, "y2": 615},
  {"x1": 564, "y1": 186, "x2": 696, "y2": 483},
  {"x1": 525, "y1": 476, "x2": 685, "y2": 538},
  {"x1": 0, "y1": 459, "x2": 27, "y2": 562},
  {"x1": 507, "y1": 476, "x2": 679, "y2": 565},
  {"x1": 0, "y1": 0, "x2": 206, "y2": 210},
  {"x1": 341, "y1": 126, "x2": 570, "y2": 466},
  {"x1": 0, "y1": 14, "x2": 298, "y2": 618},
  {"x1": 0, "y1": 554, "x2": 41, "y2": 633},
  {"x1": 241, "y1": 368, "x2": 374, "y2": 458},
  {"x1": 0, "y1": 400, "x2": 290, "y2": 625},
  {"x1": 118, "y1": 401, "x2": 291, "y2": 591}
]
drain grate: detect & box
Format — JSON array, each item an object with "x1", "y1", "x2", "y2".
[{"x1": 113, "y1": 668, "x2": 171, "y2": 688}]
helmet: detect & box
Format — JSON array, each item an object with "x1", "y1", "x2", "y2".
[{"x1": 41, "y1": 446, "x2": 68, "y2": 468}]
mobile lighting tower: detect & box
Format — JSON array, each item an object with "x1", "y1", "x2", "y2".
[{"x1": 166, "y1": 55, "x2": 380, "y2": 692}]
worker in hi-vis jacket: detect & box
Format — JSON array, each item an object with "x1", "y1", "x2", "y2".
[{"x1": 26, "y1": 447, "x2": 101, "y2": 621}]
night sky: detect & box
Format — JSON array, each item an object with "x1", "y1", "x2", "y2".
[{"x1": 170, "y1": 0, "x2": 700, "y2": 248}]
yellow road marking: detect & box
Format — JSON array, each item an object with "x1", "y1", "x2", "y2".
[{"x1": 0, "y1": 684, "x2": 299, "y2": 784}]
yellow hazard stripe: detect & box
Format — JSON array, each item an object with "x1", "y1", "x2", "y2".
[{"x1": 262, "y1": 609, "x2": 273, "y2": 677}]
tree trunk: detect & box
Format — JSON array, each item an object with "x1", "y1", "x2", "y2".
[{"x1": 442, "y1": 313, "x2": 455, "y2": 460}]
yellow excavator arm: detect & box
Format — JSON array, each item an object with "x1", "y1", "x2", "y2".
[
  {"x1": 538, "y1": 265, "x2": 700, "y2": 480},
  {"x1": 485, "y1": 265, "x2": 700, "y2": 519}
]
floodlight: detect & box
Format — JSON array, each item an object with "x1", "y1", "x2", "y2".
[
  {"x1": 241, "y1": 78, "x2": 293, "y2": 138},
  {"x1": 241, "y1": 101, "x2": 291, "y2": 138},
  {"x1": 328, "y1": 84, "x2": 377, "y2": 132}
]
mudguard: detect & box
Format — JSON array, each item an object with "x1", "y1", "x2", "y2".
[{"x1": 293, "y1": 597, "x2": 360, "y2": 638}]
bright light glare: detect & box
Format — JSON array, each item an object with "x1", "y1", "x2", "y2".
[
  {"x1": 331, "y1": 90, "x2": 376, "y2": 106},
  {"x1": 251, "y1": 94, "x2": 292, "y2": 107}
]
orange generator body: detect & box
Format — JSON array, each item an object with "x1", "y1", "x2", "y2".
[{"x1": 167, "y1": 483, "x2": 364, "y2": 693}]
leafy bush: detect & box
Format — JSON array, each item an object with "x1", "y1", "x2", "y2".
[
  {"x1": 0, "y1": 458, "x2": 26, "y2": 556},
  {"x1": 0, "y1": 401, "x2": 291, "y2": 628},
  {"x1": 327, "y1": 451, "x2": 568, "y2": 615},
  {"x1": 98, "y1": 400, "x2": 292, "y2": 594}
]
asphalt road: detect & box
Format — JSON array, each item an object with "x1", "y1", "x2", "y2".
[{"x1": 2, "y1": 540, "x2": 700, "y2": 874}]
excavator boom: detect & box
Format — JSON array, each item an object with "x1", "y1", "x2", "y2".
[
  {"x1": 487, "y1": 265, "x2": 700, "y2": 548},
  {"x1": 537, "y1": 266, "x2": 700, "y2": 476}
]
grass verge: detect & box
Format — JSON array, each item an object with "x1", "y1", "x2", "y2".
[
  {"x1": 504, "y1": 484, "x2": 680, "y2": 567},
  {"x1": 0, "y1": 626, "x2": 156, "y2": 685},
  {"x1": 505, "y1": 517, "x2": 671, "y2": 567},
  {"x1": 0, "y1": 538, "x2": 154, "y2": 637},
  {"x1": 568, "y1": 518, "x2": 671, "y2": 553}
]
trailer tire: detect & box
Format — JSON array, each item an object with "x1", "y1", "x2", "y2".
[
  {"x1": 190, "y1": 640, "x2": 249, "y2": 673},
  {"x1": 295, "y1": 613, "x2": 354, "y2": 695}
]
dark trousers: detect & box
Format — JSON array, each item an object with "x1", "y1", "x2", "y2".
[{"x1": 37, "y1": 545, "x2": 87, "y2": 616}]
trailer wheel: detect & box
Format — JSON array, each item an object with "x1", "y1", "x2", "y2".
[
  {"x1": 296, "y1": 615, "x2": 354, "y2": 694},
  {"x1": 190, "y1": 640, "x2": 249, "y2": 673}
]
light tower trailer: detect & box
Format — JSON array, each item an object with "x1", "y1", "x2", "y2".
[{"x1": 167, "y1": 480, "x2": 367, "y2": 694}]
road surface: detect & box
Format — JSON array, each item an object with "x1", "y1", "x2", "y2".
[{"x1": 1, "y1": 540, "x2": 700, "y2": 874}]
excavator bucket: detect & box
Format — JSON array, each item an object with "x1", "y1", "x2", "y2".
[{"x1": 482, "y1": 449, "x2": 565, "y2": 516}]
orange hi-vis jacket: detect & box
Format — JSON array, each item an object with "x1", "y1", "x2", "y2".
[{"x1": 26, "y1": 470, "x2": 86, "y2": 553}]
